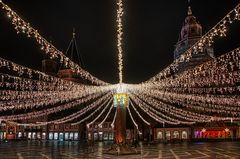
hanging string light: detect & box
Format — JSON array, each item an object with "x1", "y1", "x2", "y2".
[
  {"x1": 10, "y1": 93, "x2": 112, "y2": 126},
  {"x1": 116, "y1": 0, "x2": 124, "y2": 83},
  {"x1": 127, "y1": 104, "x2": 139, "y2": 132},
  {"x1": 52, "y1": 93, "x2": 112, "y2": 124},
  {"x1": 144, "y1": 3, "x2": 240, "y2": 83},
  {"x1": 71, "y1": 97, "x2": 112, "y2": 125},
  {"x1": 111, "y1": 108, "x2": 117, "y2": 128},
  {"x1": 130, "y1": 94, "x2": 196, "y2": 124},
  {"x1": 98, "y1": 102, "x2": 114, "y2": 127},
  {"x1": 129, "y1": 100, "x2": 151, "y2": 126},
  {"x1": 0, "y1": 91, "x2": 103, "y2": 121},
  {"x1": 87, "y1": 101, "x2": 113, "y2": 128},
  {"x1": 0, "y1": 1, "x2": 108, "y2": 86}
]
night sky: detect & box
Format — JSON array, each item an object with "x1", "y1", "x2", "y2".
[{"x1": 0, "y1": 0, "x2": 240, "y2": 84}]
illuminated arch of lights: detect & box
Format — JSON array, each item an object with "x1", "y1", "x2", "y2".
[{"x1": 0, "y1": 0, "x2": 239, "y2": 128}]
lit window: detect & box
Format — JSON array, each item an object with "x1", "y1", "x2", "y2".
[
  {"x1": 94, "y1": 132, "x2": 98, "y2": 141},
  {"x1": 28, "y1": 132, "x2": 32, "y2": 139},
  {"x1": 59, "y1": 132, "x2": 64, "y2": 141},
  {"x1": 103, "y1": 133, "x2": 108, "y2": 140},
  {"x1": 18, "y1": 132, "x2": 22, "y2": 138},
  {"x1": 173, "y1": 131, "x2": 180, "y2": 139},
  {"x1": 166, "y1": 131, "x2": 171, "y2": 140},
  {"x1": 42, "y1": 132, "x2": 46, "y2": 140},
  {"x1": 157, "y1": 131, "x2": 163, "y2": 139},
  {"x1": 54, "y1": 132, "x2": 58, "y2": 140},
  {"x1": 32, "y1": 132, "x2": 36, "y2": 139},
  {"x1": 65, "y1": 133, "x2": 69, "y2": 140},
  {"x1": 74, "y1": 133, "x2": 78, "y2": 140},
  {"x1": 182, "y1": 131, "x2": 188, "y2": 139},
  {"x1": 109, "y1": 133, "x2": 113, "y2": 140},
  {"x1": 69, "y1": 133, "x2": 74, "y2": 140},
  {"x1": 48, "y1": 133, "x2": 53, "y2": 140}
]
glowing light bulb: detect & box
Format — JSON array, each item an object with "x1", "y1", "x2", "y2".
[{"x1": 7, "y1": 13, "x2": 11, "y2": 18}]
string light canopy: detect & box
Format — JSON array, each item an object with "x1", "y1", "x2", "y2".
[{"x1": 0, "y1": 0, "x2": 239, "y2": 128}]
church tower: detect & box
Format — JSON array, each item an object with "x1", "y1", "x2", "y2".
[{"x1": 174, "y1": 5, "x2": 214, "y2": 73}]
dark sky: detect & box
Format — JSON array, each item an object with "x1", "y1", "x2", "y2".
[{"x1": 0, "y1": 0, "x2": 240, "y2": 84}]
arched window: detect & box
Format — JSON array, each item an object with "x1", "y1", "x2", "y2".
[
  {"x1": 157, "y1": 131, "x2": 163, "y2": 139},
  {"x1": 182, "y1": 131, "x2": 188, "y2": 139},
  {"x1": 166, "y1": 131, "x2": 171, "y2": 140},
  {"x1": 173, "y1": 131, "x2": 180, "y2": 139}
]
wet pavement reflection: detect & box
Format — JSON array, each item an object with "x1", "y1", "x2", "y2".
[{"x1": 0, "y1": 140, "x2": 240, "y2": 158}]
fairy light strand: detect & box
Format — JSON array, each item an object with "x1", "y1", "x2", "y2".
[
  {"x1": 0, "y1": 1, "x2": 108, "y2": 86},
  {"x1": 71, "y1": 97, "x2": 112, "y2": 125},
  {"x1": 111, "y1": 108, "x2": 117, "y2": 128},
  {"x1": 0, "y1": 92, "x2": 104, "y2": 120},
  {"x1": 129, "y1": 99, "x2": 151, "y2": 126},
  {"x1": 127, "y1": 104, "x2": 139, "y2": 131},
  {"x1": 116, "y1": 0, "x2": 124, "y2": 83},
  {"x1": 87, "y1": 100, "x2": 113, "y2": 128},
  {"x1": 145, "y1": 3, "x2": 240, "y2": 83},
  {"x1": 98, "y1": 102, "x2": 114, "y2": 127}
]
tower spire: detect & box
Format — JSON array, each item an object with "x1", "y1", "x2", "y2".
[
  {"x1": 188, "y1": 6, "x2": 192, "y2": 15},
  {"x1": 72, "y1": 27, "x2": 75, "y2": 38}
]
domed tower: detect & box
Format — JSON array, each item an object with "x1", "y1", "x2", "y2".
[{"x1": 174, "y1": 5, "x2": 214, "y2": 73}]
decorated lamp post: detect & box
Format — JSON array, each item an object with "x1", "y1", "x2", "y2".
[
  {"x1": 113, "y1": 93, "x2": 129, "y2": 144},
  {"x1": 105, "y1": 87, "x2": 139, "y2": 155}
]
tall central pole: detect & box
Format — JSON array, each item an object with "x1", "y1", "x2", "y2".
[
  {"x1": 113, "y1": 94, "x2": 129, "y2": 145},
  {"x1": 115, "y1": 0, "x2": 126, "y2": 145},
  {"x1": 116, "y1": 0, "x2": 124, "y2": 84}
]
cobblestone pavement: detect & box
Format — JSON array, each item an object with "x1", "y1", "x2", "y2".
[{"x1": 0, "y1": 141, "x2": 240, "y2": 159}]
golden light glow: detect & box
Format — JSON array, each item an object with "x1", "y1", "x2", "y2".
[{"x1": 113, "y1": 93, "x2": 129, "y2": 107}]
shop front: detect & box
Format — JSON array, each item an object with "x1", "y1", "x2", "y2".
[
  {"x1": 0, "y1": 122, "x2": 6, "y2": 140},
  {"x1": 193, "y1": 121, "x2": 239, "y2": 140},
  {"x1": 154, "y1": 127, "x2": 190, "y2": 142},
  {"x1": 0, "y1": 131, "x2": 6, "y2": 140},
  {"x1": 5, "y1": 122, "x2": 17, "y2": 140},
  {"x1": 194, "y1": 128, "x2": 232, "y2": 139},
  {"x1": 87, "y1": 122, "x2": 115, "y2": 141},
  {"x1": 48, "y1": 132, "x2": 79, "y2": 141}
]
